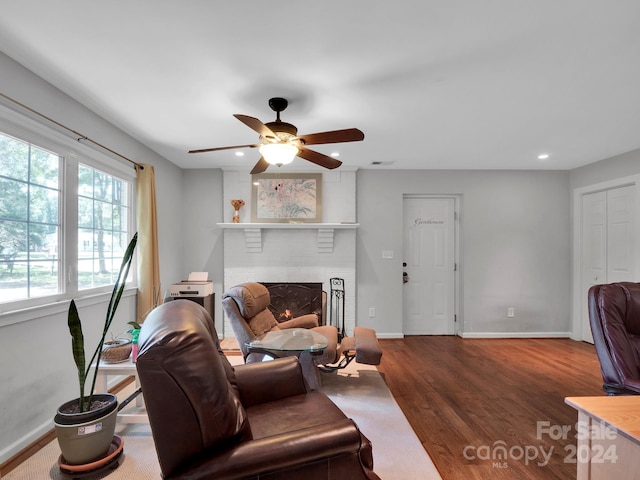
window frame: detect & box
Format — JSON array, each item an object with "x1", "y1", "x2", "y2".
[{"x1": 0, "y1": 104, "x2": 137, "y2": 319}]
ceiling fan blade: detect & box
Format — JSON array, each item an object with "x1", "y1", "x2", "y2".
[
  {"x1": 298, "y1": 128, "x2": 364, "y2": 145},
  {"x1": 297, "y1": 147, "x2": 343, "y2": 170},
  {"x1": 250, "y1": 157, "x2": 270, "y2": 174},
  {"x1": 188, "y1": 144, "x2": 260, "y2": 154},
  {"x1": 234, "y1": 114, "x2": 279, "y2": 139}
]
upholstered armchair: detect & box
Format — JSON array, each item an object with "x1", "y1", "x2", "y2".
[
  {"x1": 588, "y1": 282, "x2": 640, "y2": 395},
  {"x1": 222, "y1": 282, "x2": 340, "y2": 388},
  {"x1": 136, "y1": 299, "x2": 381, "y2": 480}
]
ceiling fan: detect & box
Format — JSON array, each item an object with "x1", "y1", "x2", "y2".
[{"x1": 188, "y1": 97, "x2": 364, "y2": 174}]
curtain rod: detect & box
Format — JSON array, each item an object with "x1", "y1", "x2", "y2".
[{"x1": 0, "y1": 92, "x2": 143, "y2": 170}]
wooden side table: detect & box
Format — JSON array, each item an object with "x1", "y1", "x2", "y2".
[
  {"x1": 93, "y1": 359, "x2": 148, "y2": 424},
  {"x1": 565, "y1": 396, "x2": 640, "y2": 479}
]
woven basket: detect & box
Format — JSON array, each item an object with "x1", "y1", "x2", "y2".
[{"x1": 102, "y1": 339, "x2": 132, "y2": 363}]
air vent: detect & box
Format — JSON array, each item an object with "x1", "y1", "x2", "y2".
[{"x1": 371, "y1": 161, "x2": 395, "y2": 166}]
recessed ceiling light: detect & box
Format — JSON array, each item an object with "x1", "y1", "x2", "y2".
[
  {"x1": 537, "y1": 153, "x2": 550, "y2": 160},
  {"x1": 330, "y1": 152, "x2": 340, "y2": 157},
  {"x1": 235, "y1": 151, "x2": 245, "y2": 157}
]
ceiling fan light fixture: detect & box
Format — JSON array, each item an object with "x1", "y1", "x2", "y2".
[{"x1": 259, "y1": 143, "x2": 298, "y2": 166}]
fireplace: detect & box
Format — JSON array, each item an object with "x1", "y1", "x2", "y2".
[
  {"x1": 262, "y1": 282, "x2": 325, "y2": 325},
  {"x1": 220, "y1": 225, "x2": 357, "y2": 338}
]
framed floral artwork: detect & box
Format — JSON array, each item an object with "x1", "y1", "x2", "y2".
[{"x1": 251, "y1": 173, "x2": 322, "y2": 223}]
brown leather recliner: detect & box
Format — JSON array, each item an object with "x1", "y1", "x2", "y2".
[
  {"x1": 588, "y1": 282, "x2": 640, "y2": 395},
  {"x1": 136, "y1": 299, "x2": 381, "y2": 480}
]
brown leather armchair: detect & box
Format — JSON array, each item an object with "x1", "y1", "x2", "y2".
[
  {"x1": 136, "y1": 299, "x2": 380, "y2": 480},
  {"x1": 588, "y1": 282, "x2": 640, "y2": 395},
  {"x1": 222, "y1": 282, "x2": 340, "y2": 388}
]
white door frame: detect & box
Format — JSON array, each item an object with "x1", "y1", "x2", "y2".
[
  {"x1": 571, "y1": 174, "x2": 640, "y2": 340},
  {"x1": 402, "y1": 194, "x2": 462, "y2": 336}
]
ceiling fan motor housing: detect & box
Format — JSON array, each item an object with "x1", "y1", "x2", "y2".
[
  {"x1": 265, "y1": 97, "x2": 298, "y2": 139},
  {"x1": 265, "y1": 121, "x2": 298, "y2": 137}
]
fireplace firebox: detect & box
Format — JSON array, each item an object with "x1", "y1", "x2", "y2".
[{"x1": 261, "y1": 282, "x2": 325, "y2": 326}]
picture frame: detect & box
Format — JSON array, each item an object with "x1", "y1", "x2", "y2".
[{"x1": 251, "y1": 173, "x2": 322, "y2": 223}]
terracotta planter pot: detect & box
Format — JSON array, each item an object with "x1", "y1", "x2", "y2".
[{"x1": 54, "y1": 393, "x2": 118, "y2": 465}]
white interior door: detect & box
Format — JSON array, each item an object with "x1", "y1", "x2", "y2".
[
  {"x1": 581, "y1": 185, "x2": 635, "y2": 343},
  {"x1": 581, "y1": 191, "x2": 606, "y2": 344},
  {"x1": 402, "y1": 196, "x2": 456, "y2": 335},
  {"x1": 607, "y1": 186, "x2": 636, "y2": 282}
]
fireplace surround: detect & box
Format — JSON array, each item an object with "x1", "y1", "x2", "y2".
[{"x1": 220, "y1": 224, "x2": 357, "y2": 338}]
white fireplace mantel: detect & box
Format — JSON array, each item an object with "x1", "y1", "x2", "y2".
[{"x1": 217, "y1": 223, "x2": 359, "y2": 253}]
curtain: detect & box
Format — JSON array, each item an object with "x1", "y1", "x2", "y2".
[{"x1": 135, "y1": 164, "x2": 161, "y2": 323}]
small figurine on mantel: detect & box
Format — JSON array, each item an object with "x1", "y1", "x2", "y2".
[{"x1": 231, "y1": 199, "x2": 245, "y2": 223}]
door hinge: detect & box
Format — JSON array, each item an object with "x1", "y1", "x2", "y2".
[
  {"x1": 454, "y1": 263, "x2": 457, "y2": 271},
  {"x1": 454, "y1": 314, "x2": 457, "y2": 323}
]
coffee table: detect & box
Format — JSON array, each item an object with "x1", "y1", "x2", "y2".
[{"x1": 245, "y1": 328, "x2": 328, "y2": 359}]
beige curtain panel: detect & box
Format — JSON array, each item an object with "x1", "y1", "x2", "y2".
[{"x1": 136, "y1": 164, "x2": 162, "y2": 323}]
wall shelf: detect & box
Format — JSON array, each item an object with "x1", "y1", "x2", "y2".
[
  {"x1": 217, "y1": 223, "x2": 359, "y2": 229},
  {"x1": 217, "y1": 223, "x2": 359, "y2": 253}
]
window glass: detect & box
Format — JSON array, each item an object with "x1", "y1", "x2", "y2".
[
  {"x1": 0, "y1": 132, "x2": 59, "y2": 301},
  {"x1": 77, "y1": 164, "x2": 130, "y2": 291}
]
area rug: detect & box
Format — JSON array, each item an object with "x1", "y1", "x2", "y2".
[
  {"x1": 319, "y1": 362, "x2": 442, "y2": 480},
  {"x1": 4, "y1": 360, "x2": 441, "y2": 480}
]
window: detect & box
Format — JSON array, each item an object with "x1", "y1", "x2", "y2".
[
  {"x1": 0, "y1": 119, "x2": 134, "y2": 310},
  {"x1": 77, "y1": 164, "x2": 130, "y2": 290}
]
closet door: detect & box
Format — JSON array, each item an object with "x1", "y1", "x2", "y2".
[
  {"x1": 606, "y1": 185, "x2": 635, "y2": 282},
  {"x1": 581, "y1": 185, "x2": 635, "y2": 343}
]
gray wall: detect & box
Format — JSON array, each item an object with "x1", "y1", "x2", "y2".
[
  {"x1": 180, "y1": 169, "x2": 225, "y2": 332},
  {"x1": 570, "y1": 148, "x2": 640, "y2": 189},
  {"x1": 356, "y1": 170, "x2": 572, "y2": 337},
  {"x1": 0, "y1": 52, "x2": 185, "y2": 462}
]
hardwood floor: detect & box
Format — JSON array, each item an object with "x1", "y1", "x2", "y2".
[{"x1": 376, "y1": 337, "x2": 605, "y2": 480}]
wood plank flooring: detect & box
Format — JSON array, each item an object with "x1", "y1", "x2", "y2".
[{"x1": 376, "y1": 337, "x2": 605, "y2": 480}]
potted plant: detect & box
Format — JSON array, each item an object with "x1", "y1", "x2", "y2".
[
  {"x1": 126, "y1": 321, "x2": 142, "y2": 362},
  {"x1": 54, "y1": 233, "x2": 137, "y2": 465}
]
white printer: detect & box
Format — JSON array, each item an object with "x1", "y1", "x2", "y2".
[{"x1": 170, "y1": 272, "x2": 214, "y2": 297}]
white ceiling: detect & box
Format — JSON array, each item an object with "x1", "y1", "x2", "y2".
[{"x1": 1, "y1": 1, "x2": 639, "y2": 172}]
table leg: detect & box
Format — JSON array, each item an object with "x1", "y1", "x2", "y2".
[{"x1": 95, "y1": 369, "x2": 108, "y2": 393}]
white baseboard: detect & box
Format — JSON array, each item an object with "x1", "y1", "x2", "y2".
[
  {"x1": 373, "y1": 333, "x2": 405, "y2": 339},
  {"x1": 460, "y1": 331, "x2": 572, "y2": 339}
]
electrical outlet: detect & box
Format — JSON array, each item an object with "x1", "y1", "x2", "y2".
[
  {"x1": 507, "y1": 307, "x2": 515, "y2": 318},
  {"x1": 382, "y1": 250, "x2": 394, "y2": 259},
  {"x1": 369, "y1": 307, "x2": 376, "y2": 317}
]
